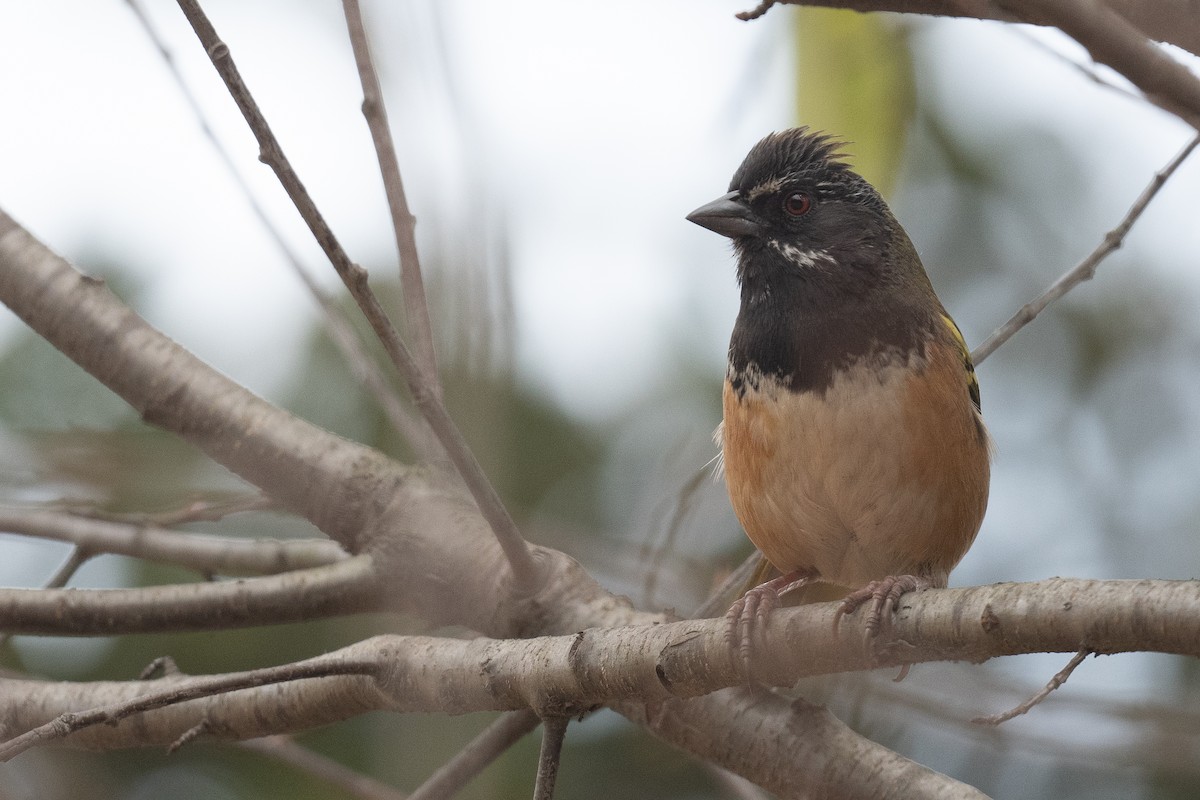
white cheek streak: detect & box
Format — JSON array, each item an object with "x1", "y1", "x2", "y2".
[{"x1": 769, "y1": 239, "x2": 834, "y2": 270}]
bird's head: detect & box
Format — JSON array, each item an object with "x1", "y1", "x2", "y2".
[{"x1": 688, "y1": 128, "x2": 921, "y2": 305}]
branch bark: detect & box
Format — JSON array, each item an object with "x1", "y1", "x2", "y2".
[
  {"x1": 173, "y1": 0, "x2": 541, "y2": 594},
  {"x1": 0, "y1": 505, "x2": 346, "y2": 576},
  {"x1": 4, "y1": 580, "x2": 1196, "y2": 758},
  {"x1": 758, "y1": 0, "x2": 1200, "y2": 58},
  {"x1": 0, "y1": 206, "x2": 983, "y2": 796}
]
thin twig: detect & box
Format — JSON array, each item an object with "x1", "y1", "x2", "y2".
[
  {"x1": 1012, "y1": 27, "x2": 1143, "y2": 102},
  {"x1": 972, "y1": 132, "x2": 1200, "y2": 364},
  {"x1": 173, "y1": 0, "x2": 541, "y2": 594},
  {"x1": 80, "y1": 492, "x2": 273, "y2": 525},
  {"x1": 341, "y1": 0, "x2": 442, "y2": 398},
  {"x1": 41, "y1": 545, "x2": 91, "y2": 589},
  {"x1": 972, "y1": 648, "x2": 1092, "y2": 725},
  {"x1": 736, "y1": 0, "x2": 778, "y2": 20},
  {"x1": 407, "y1": 710, "x2": 541, "y2": 800},
  {"x1": 0, "y1": 545, "x2": 91, "y2": 649},
  {"x1": 0, "y1": 657, "x2": 379, "y2": 761},
  {"x1": 123, "y1": 0, "x2": 436, "y2": 459},
  {"x1": 0, "y1": 504, "x2": 346, "y2": 576},
  {"x1": 532, "y1": 716, "x2": 568, "y2": 800},
  {"x1": 241, "y1": 735, "x2": 407, "y2": 800}
]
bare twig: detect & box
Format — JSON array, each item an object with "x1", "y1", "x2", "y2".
[
  {"x1": 0, "y1": 657, "x2": 379, "y2": 761},
  {"x1": 0, "y1": 505, "x2": 346, "y2": 576},
  {"x1": 407, "y1": 710, "x2": 541, "y2": 800},
  {"x1": 736, "y1": 0, "x2": 778, "y2": 20},
  {"x1": 122, "y1": 0, "x2": 436, "y2": 459},
  {"x1": 241, "y1": 735, "x2": 407, "y2": 800},
  {"x1": 341, "y1": 0, "x2": 441, "y2": 397},
  {"x1": 41, "y1": 544, "x2": 91, "y2": 588},
  {"x1": 972, "y1": 132, "x2": 1200, "y2": 364},
  {"x1": 84, "y1": 492, "x2": 274, "y2": 525},
  {"x1": 972, "y1": 649, "x2": 1092, "y2": 725},
  {"x1": 173, "y1": 0, "x2": 541, "y2": 594},
  {"x1": 0, "y1": 545, "x2": 90, "y2": 649},
  {"x1": 1011, "y1": 27, "x2": 1143, "y2": 102},
  {"x1": 168, "y1": 718, "x2": 212, "y2": 753},
  {"x1": 139, "y1": 655, "x2": 183, "y2": 680},
  {"x1": 532, "y1": 716, "x2": 568, "y2": 800}
]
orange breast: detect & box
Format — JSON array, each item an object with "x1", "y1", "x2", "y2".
[{"x1": 721, "y1": 344, "x2": 989, "y2": 590}]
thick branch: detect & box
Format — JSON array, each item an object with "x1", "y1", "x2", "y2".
[
  {"x1": 758, "y1": 0, "x2": 1200, "y2": 57},
  {"x1": 5, "y1": 579, "x2": 1197, "y2": 750},
  {"x1": 0, "y1": 211, "x2": 407, "y2": 551},
  {"x1": 996, "y1": 0, "x2": 1200, "y2": 129},
  {"x1": 0, "y1": 210, "x2": 1018, "y2": 797}
]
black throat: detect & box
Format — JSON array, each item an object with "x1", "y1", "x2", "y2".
[{"x1": 727, "y1": 246, "x2": 933, "y2": 397}]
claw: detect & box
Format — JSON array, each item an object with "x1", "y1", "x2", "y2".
[
  {"x1": 723, "y1": 569, "x2": 813, "y2": 680},
  {"x1": 836, "y1": 574, "x2": 930, "y2": 636}
]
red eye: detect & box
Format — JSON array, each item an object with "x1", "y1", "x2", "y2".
[{"x1": 784, "y1": 192, "x2": 812, "y2": 216}]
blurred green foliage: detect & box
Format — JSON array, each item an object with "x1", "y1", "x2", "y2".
[{"x1": 793, "y1": 8, "x2": 916, "y2": 196}]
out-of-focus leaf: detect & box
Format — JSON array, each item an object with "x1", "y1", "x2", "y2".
[
  {"x1": 0, "y1": 329, "x2": 136, "y2": 431},
  {"x1": 793, "y1": 8, "x2": 916, "y2": 196}
]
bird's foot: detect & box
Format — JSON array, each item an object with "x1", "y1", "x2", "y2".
[
  {"x1": 835, "y1": 574, "x2": 930, "y2": 636},
  {"x1": 724, "y1": 570, "x2": 812, "y2": 680}
]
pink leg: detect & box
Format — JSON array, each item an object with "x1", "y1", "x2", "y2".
[
  {"x1": 724, "y1": 569, "x2": 814, "y2": 678},
  {"x1": 835, "y1": 574, "x2": 931, "y2": 636}
]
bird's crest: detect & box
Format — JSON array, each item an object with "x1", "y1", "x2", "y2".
[{"x1": 729, "y1": 127, "x2": 851, "y2": 193}]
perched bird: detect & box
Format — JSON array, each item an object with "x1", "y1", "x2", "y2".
[{"x1": 687, "y1": 128, "x2": 990, "y2": 670}]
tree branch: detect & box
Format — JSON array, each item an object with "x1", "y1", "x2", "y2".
[
  {"x1": 994, "y1": 0, "x2": 1200, "y2": 129},
  {"x1": 10, "y1": 205, "x2": 1177, "y2": 797},
  {"x1": 4, "y1": 579, "x2": 1197, "y2": 754},
  {"x1": 172, "y1": 0, "x2": 541, "y2": 594},
  {"x1": 0, "y1": 555, "x2": 379, "y2": 635},
  {"x1": 240, "y1": 736, "x2": 407, "y2": 800},
  {"x1": 973, "y1": 132, "x2": 1200, "y2": 363},
  {"x1": 0, "y1": 656, "x2": 379, "y2": 761},
  {"x1": 0, "y1": 505, "x2": 346, "y2": 576},
  {"x1": 742, "y1": 0, "x2": 1200, "y2": 58},
  {"x1": 341, "y1": 0, "x2": 442, "y2": 399},
  {"x1": 122, "y1": 0, "x2": 436, "y2": 460},
  {"x1": 532, "y1": 716, "x2": 568, "y2": 800},
  {"x1": 406, "y1": 711, "x2": 541, "y2": 800},
  {"x1": 971, "y1": 648, "x2": 1092, "y2": 725}
]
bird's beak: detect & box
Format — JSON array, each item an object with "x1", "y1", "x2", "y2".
[{"x1": 687, "y1": 191, "x2": 762, "y2": 238}]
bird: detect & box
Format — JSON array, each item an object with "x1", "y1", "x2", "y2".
[{"x1": 686, "y1": 128, "x2": 991, "y2": 673}]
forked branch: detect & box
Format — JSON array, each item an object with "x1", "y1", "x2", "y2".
[{"x1": 173, "y1": 0, "x2": 540, "y2": 593}]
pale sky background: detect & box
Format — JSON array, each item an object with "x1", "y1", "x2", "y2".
[{"x1": 2, "y1": 2, "x2": 1199, "y2": 796}]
